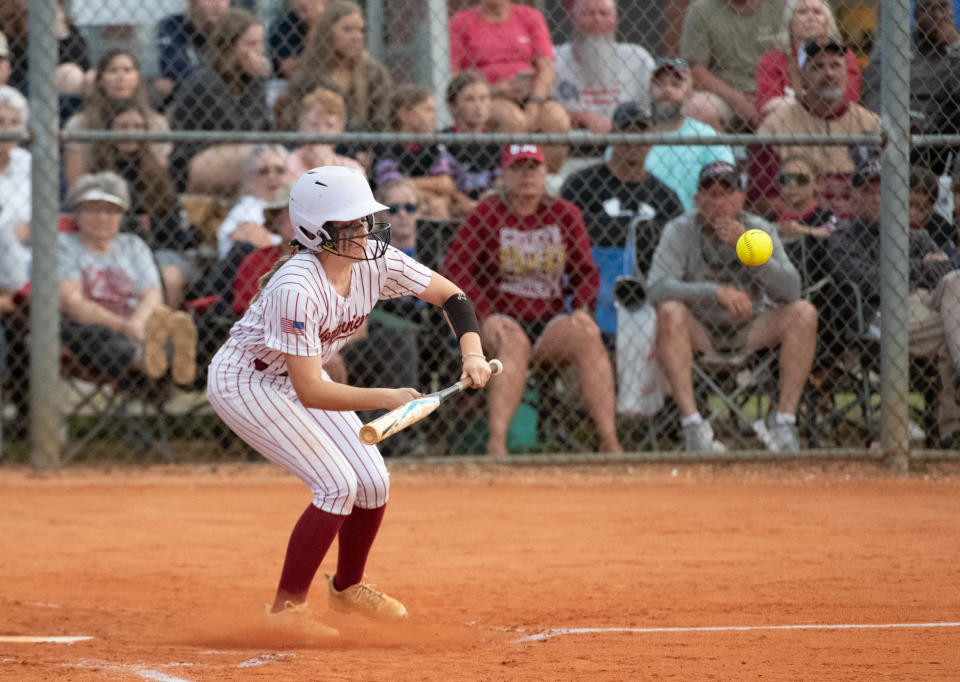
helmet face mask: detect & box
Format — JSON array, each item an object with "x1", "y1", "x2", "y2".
[
  {"x1": 288, "y1": 166, "x2": 391, "y2": 256},
  {"x1": 319, "y1": 216, "x2": 392, "y2": 260}
]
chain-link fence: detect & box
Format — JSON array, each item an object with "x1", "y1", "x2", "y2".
[{"x1": 1, "y1": 0, "x2": 957, "y2": 466}]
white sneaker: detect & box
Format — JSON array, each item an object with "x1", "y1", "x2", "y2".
[
  {"x1": 681, "y1": 421, "x2": 727, "y2": 453},
  {"x1": 754, "y1": 416, "x2": 800, "y2": 454}
]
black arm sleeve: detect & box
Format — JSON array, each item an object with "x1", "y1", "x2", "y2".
[{"x1": 442, "y1": 293, "x2": 481, "y2": 340}]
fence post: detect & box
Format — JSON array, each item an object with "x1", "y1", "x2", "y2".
[
  {"x1": 28, "y1": 0, "x2": 62, "y2": 470},
  {"x1": 879, "y1": 0, "x2": 912, "y2": 471},
  {"x1": 426, "y1": 0, "x2": 452, "y2": 129}
]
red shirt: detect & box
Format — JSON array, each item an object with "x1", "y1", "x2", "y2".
[
  {"x1": 233, "y1": 245, "x2": 284, "y2": 317},
  {"x1": 443, "y1": 195, "x2": 599, "y2": 323},
  {"x1": 449, "y1": 4, "x2": 554, "y2": 85},
  {"x1": 754, "y1": 48, "x2": 861, "y2": 114}
]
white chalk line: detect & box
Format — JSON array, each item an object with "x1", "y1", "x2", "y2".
[
  {"x1": 0, "y1": 636, "x2": 93, "y2": 644},
  {"x1": 515, "y1": 621, "x2": 960, "y2": 642},
  {"x1": 237, "y1": 652, "x2": 296, "y2": 668},
  {"x1": 64, "y1": 658, "x2": 195, "y2": 682},
  {"x1": 59, "y1": 652, "x2": 299, "y2": 680}
]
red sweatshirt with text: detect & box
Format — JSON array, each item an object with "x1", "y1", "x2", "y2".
[{"x1": 443, "y1": 195, "x2": 599, "y2": 323}]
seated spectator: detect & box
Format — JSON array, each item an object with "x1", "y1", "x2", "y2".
[
  {"x1": 553, "y1": 0, "x2": 655, "y2": 134},
  {"x1": 443, "y1": 71, "x2": 501, "y2": 200},
  {"x1": 561, "y1": 101, "x2": 684, "y2": 274},
  {"x1": 268, "y1": 0, "x2": 328, "y2": 79},
  {"x1": 372, "y1": 84, "x2": 476, "y2": 221},
  {"x1": 680, "y1": 0, "x2": 790, "y2": 131},
  {"x1": 155, "y1": 0, "x2": 230, "y2": 102},
  {"x1": 749, "y1": 37, "x2": 881, "y2": 215},
  {"x1": 59, "y1": 172, "x2": 197, "y2": 386},
  {"x1": 443, "y1": 144, "x2": 622, "y2": 456},
  {"x1": 910, "y1": 165, "x2": 960, "y2": 266},
  {"x1": 769, "y1": 155, "x2": 836, "y2": 239},
  {"x1": 755, "y1": 0, "x2": 860, "y2": 119},
  {"x1": 449, "y1": 0, "x2": 571, "y2": 172},
  {"x1": 286, "y1": 86, "x2": 364, "y2": 177},
  {"x1": 340, "y1": 179, "x2": 425, "y2": 456},
  {"x1": 282, "y1": 1, "x2": 393, "y2": 132},
  {"x1": 376, "y1": 178, "x2": 420, "y2": 256},
  {"x1": 0, "y1": 32, "x2": 12, "y2": 87},
  {"x1": 231, "y1": 186, "x2": 295, "y2": 317},
  {"x1": 648, "y1": 160, "x2": 816, "y2": 453},
  {"x1": 0, "y1": 0, "x2": 90, "y2": 97},
  {"x1": 829, "y1": 157, "x2": 960, "y2": 434},
  {"x1": 767, "y1": 154, "x2": 837, "y2": 294},
  {"x1": 863, "y1": 0, "x2": 960, "y2": 174},
  {"x1": 817, "y1": 169, "x2": 856, "y2": 221},
  {"x1": 644, "y1": 58, "x2": 736, "y2": 211},
  {"x1": 0, "y1": 86, "x2": 30, "y2": 263},
  {"x1": 64, "y1": 50, "x2": 172, "y2": 188},
  {"x1": 217, "y1": 145, "x2": 292, "y2": 260},
  {"x1": 953, "y1": 164, "x2": 960, "y2": 248},
  {"x1": 169, "y1": 8, "x2": 271, "y2": 196},
  {"x1": 90, "y1": 98, "x2": 201, "y2": 309},
  {"x1": 0, "y1": 214, "x2": 27, "y2": 383}
]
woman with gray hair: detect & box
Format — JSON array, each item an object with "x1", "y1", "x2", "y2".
[
  {"x1": 216, "y1": 144, "x2": 291, "y2": 260},
  {"x1": 0, "y1": 85, "x2": 30, "y2": 260},
  {"x1": 59, "y1": 171, "x2": 197, "y2": 386}
]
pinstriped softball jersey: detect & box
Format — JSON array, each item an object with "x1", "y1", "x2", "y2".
[{"x1": 207, "y1": 244, "x2": 433, "y2": 514}]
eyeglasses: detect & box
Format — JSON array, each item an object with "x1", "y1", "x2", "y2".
[
  {"x1": 779, "y1": 172, "x2": 811, "y2": 187},
  {"x1": 387, "y1": 203, "x2": 419, "y2": 215},
  {"x1": 256, "y1": 165, "x2": 287, "y2": 177}
]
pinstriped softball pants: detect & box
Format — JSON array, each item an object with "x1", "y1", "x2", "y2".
[{"x1": 206, "y1": 360, "x2": 389, "y2": 515}]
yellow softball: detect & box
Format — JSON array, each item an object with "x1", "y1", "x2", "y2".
[{"x1": 736, "y1": 229, "x2": 773, "y2": 266}]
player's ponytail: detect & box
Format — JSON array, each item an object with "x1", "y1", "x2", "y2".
[{"x1": 248, "y1": 241, "x2": 307, "y2": 306}]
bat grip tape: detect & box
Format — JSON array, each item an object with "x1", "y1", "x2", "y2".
[{"x1": 442, "y1": 293, "x2": 480, "y2": 340}]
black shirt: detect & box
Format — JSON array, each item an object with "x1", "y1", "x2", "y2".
[
  {"x1": 168, "y1": 65, "x2": 270, "y2": 190},
  {"x1": 561, "y1": 163, "x2": 684, "y2": 228},
  {"x1": 924, "y1": 213, "x2": 959, "y2": 252},
  {"x1": 7, "y1": 23, "x2": 89, "y2": 95},
  {"x1": 560, "y1": 163, "x2": 684, "y2": 273},
  {"x1": 267, "y1": 10, "x2": 309, "y2": 75}
]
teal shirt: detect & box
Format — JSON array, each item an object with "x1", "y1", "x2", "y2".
[{"x1": 644, "y1": 118, "x2": 735, "y2": 211}]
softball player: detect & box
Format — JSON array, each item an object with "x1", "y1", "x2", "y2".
[{"x1": 207, "y1": 166, "x2": 491, "y2": 633}]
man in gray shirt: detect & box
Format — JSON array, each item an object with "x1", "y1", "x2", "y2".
[{"x1": 647, "y1": 160, "x2": 817, "y2": 452}]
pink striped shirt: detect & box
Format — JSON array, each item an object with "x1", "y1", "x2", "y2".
[{"x1": 216, "y1": 245, "x2": 433, "y2": 377}]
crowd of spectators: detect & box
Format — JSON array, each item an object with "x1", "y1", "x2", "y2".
[{"x1": 1, "y1": 0, "x2": 960, "y2": 455}]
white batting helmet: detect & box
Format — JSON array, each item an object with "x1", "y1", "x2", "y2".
[{"x1": 288, "y1": 166, "x2": 390, "y2": 253}]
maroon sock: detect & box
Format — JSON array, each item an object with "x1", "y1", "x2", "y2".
[
  {"x1": 275, "y1": 502, "x2": 346, "y2": 604},
  {"x1": 333, "y1": 505, "x2": 386, "y2": 590}
]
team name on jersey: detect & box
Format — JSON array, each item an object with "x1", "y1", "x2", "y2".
[{"x1": 320, "y1": 315, "x2": 367, "y2": 344}]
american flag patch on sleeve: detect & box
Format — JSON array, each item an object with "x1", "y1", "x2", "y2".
[{"x1": 281, "y1": 318, "x2": 306, "y2": 335}]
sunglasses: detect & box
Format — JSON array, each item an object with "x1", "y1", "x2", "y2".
[
  {"x1": 387, "y1": 203, "x2": 419, "y2": 215},
  {"x1": 779, "y1": 172, "x2": 811, "y2": 187},
  {"x1": 256, "y1": 165, "x2": 287, "y2": 177}
]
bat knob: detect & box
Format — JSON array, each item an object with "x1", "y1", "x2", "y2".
[{"x1": 489, "y1": 358, "x2": 503, "y2": 375}]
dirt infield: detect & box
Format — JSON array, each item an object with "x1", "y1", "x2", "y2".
[{"x1": 1, "y1": 460, "x2": 959, "y2": 681}]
